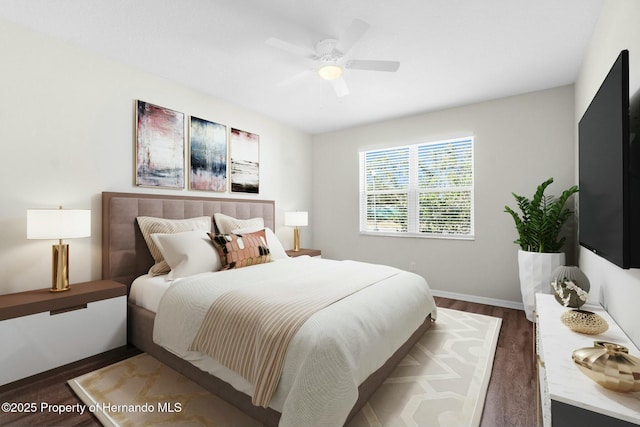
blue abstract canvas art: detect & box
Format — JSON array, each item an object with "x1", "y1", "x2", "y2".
[{"x1": 189, "y1": 116, "x2": 227, "y2": 192}]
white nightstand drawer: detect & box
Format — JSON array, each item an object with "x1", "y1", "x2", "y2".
[{"x1": 0, "y1": 295, "x2": 126, "y2": 385}]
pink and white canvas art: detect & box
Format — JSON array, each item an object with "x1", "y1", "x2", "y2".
[{"x1": 136, "y1": 100, "x2": 185, "y2": 188}]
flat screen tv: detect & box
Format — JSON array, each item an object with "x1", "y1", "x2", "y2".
[{"x1": 579, "y1": 49, "x2": 640, "y2": 269}]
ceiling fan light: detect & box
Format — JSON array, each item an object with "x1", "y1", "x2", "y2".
[{"x1": 317, "y1": 64, "x2": 343, "y2": 81}]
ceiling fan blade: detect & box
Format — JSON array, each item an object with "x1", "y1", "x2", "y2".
[
  {"x1": 335, "y1": 19, "x2": 370, "y2": 54},
  {"x1": 330, "y1": 77, "x2": 349, "y2": 97},
  {"x1": 277, "y1": 69, "x2": 312, "y2": 87},
  {"x1": 266, "y1": 37, "x2": 314, "y2": 57},
  {"x1": 346, "y1": 59, "x2": 400, "y2": 72}
]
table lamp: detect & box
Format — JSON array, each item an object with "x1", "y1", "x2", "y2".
[
  {"x1": 27, "y1": 207, "x2": 91, "y2": 292},
  {"x1": 284, "y1": 211, "x2": 308, "y2": 252}
]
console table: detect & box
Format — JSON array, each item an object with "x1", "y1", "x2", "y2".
[{"x1": 535, "y1": 293, "x2": 640, "y2": 426}]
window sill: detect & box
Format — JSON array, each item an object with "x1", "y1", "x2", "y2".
[{"x1": 359, "y1": 231, "x2": 475, "y2": 240}]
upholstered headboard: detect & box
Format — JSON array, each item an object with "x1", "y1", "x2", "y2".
[{"x1": 101, "y1": 192, "x2": 275, "y2": 288}]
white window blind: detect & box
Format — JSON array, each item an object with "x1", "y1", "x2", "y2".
[{"x1": 359, "y1": 137, "x2": 474, "y2": 239}]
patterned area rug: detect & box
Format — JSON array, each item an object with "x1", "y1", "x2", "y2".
[{"x1": 69, "y1": 308, "x2": 501, "y2": 427}]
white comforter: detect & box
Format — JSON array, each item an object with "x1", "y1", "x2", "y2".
[{"x1": 153, "y1": 256, "x2": 436, "y2": 427}]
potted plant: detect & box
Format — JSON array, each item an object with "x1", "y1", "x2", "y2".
[{"x1": 504, "y1": 178, "x2": 578, "y2": 321}]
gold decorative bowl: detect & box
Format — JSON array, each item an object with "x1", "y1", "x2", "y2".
[
  {"x1": 560, "y1": 309, "x2": 608, "y2": 335},
  {"x1": 572, "y1": 341, "x2": 640, "y2": 392}
]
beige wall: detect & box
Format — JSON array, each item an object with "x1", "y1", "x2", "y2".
[
  {"x1": 312, "y1": 86, "x2": 576, "y2": 307},
  {"x1": 575, "y1": 0, "x2": 640, "y2": 346},
  {"x1": 6, "y1": 1, "x2": 638, "y2": 348},
  {"x1": 0, "y1": 18, "x2": 313, "y2": 294}
]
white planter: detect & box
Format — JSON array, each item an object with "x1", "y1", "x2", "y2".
[{"x1": 518, "y1": 250, "x2": 565, "y2": 322}]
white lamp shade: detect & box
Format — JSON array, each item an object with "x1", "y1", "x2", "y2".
[
  {"x1": 284, "y1": 211, "x2": 308, "y2": 227},
  {"x1": 27, "y1": 209, "x2": 91, "y2": 240}
]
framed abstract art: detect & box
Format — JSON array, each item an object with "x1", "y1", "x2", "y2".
[
  {"x1": 230, "y1": 128, "x2": 259, "y2": 194},
  {"x1": 189, "y1": 116, "x2": 227, "y2": 192},
  {"x1": 135, "y1": 100, "x2": 185, "y2": 188}
]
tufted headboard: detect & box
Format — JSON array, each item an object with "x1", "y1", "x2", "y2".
[{"x1": 101, "y1": 192, "x2": 275, "y2": 288}]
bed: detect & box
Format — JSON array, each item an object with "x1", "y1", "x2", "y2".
[{"x1": 101, "y1": 191, "x2": 437, "y2": 427}]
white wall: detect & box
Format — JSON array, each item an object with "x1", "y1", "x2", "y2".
[
  {"x1": 312, "y1": 86, "x2": 575, "y2": 306},
  {"x1": 0, "y1": 18, "x2": 313, "y2": 294},
  {"x1": 575, "y1": 0, "x2": 640, "y2": 346}
]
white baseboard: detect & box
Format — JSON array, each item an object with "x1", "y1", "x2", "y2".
[{"x1": 431, "y1": 289, "x2": 524, "y2": 311}]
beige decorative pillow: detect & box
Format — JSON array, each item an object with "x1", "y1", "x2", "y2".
[
  {"x1": 137, "y1": 216, "x2": 211, "y2": 276},
  {"x1": 209, "y1": 230, "x2": 271, "y2": 270},
  {"x1": 213, "y1": 212, "x2": 264, "y2": 234}
]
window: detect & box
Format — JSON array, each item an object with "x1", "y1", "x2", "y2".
[{"x1": 359, "y1": 137, "x2": 474, "y2": 239}]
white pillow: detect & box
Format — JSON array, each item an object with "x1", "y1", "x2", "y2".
[
  {"x1": 151, "y1": 230, "x2": 221, "y2": 280},
  {"x1": 265, "y1": 228, "x2": 289, "y2": 260},
  {"x1": 214, "y1": 212, "x2": 264, "y2": 234},
  {"x1": 137, "y1": 216, "x2": 212, "y2": 276},
  {"x1": 231, "y1": 227, "x2": 289, "y2": 260}
]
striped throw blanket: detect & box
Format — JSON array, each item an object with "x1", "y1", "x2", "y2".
[{"x1": 189, "y1": 264, "x2": 399, "y2": 407}]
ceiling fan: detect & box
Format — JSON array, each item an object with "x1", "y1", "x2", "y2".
[{"x1": 266, "y1": 19, "x2": 400, "y2": 97}]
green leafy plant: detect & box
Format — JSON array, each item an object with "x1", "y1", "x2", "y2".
[{"x1": 504, "y1": 178, "x2": 578, "y2": 253}]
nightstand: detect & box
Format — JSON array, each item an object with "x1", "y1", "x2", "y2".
[
  {"x1": 286, "y1": 248, "x2": 321, "y2": 258},
  {"x1": 0, "y1": 280, "x2": 127, "y2": 386}
]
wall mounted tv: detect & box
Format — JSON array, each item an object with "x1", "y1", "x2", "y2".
[{"x1": 579, "y1": 49, "x2": 640, "y2": 269}]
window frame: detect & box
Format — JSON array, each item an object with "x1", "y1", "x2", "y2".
[{"x1": 359, "y1": 136, "x2": 475, "y2": 240}]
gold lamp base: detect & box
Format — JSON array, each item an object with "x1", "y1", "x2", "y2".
[
  {"x1": 51, "y1": 242, "x2": 70, "y2": 292},
  {"x1": 292, "y1": 227, "x2": 301, "y2": 252}
]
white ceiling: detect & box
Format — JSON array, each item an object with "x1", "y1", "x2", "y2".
[{"x1": 0, "y1": 0, "x2": 604, "y2": 135}]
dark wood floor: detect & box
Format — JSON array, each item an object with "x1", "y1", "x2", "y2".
[
  {"x1": 0, "y1": 297, "x2": 536, "y2": 427},
  {"x1": 0, "y1": 346, "x2": 141, "y2": 427},
  {"x1": 435, "y1": 297, "x2": 537, "y2": 427}
]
